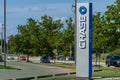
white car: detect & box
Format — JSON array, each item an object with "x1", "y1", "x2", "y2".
[{"x1": 7, "y1": 55, "x2": 14, "y2": 60}]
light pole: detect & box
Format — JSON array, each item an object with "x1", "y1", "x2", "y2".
[{"x1": 4, "y1": 0, "x2": 6, "y2": 68}]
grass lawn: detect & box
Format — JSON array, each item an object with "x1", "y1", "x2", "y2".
[
  {"x1": 0, "y1": 65, "x2": 16, "y2": 69},
  {"x1": 39, "y1": 63, "x2": 75, "y2": 69},
  {"x1": 39, "y1": 63, "x2": 120, "y2": 77},
  {"x1": 37, "y1": 66, "x2": 120, "y2": 80},
  {"x1": 93, "y1": 66, "x2": 120, "y2": 77}
]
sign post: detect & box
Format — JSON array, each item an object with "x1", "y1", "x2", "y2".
[{"x1": 76, "y1": 3, "x2": 92, "y2": 79}]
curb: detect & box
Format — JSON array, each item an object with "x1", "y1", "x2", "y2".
[
  {"x1": 5, "y1": 72, "x2": 76, "y2": 80},
  {"x1": 16, "y1": 77, "x2": 34, "y2": 80},
  {"x1": 55, "y1": 73, "x2": 68, "y2": 76},
  {"x1": 4, "y1": 72, "x2": 120, "y2": 80},
  {"x1": 37, "y1": 74, "x2": 53, "y2": 78}
]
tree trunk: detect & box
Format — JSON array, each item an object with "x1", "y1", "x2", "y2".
[
  {"x1": 95, "y1": 50, "x2": 97, "y2": 65},
  {"x1": 27, "y1": 54, "x2": 29, "y2": 62},
  {"x1": 102, "y1": 49, "x2": 105, "y2": 60}
]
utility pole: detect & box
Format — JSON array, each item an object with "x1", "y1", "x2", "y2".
[
  {"x1": 4, "y1": 0, "x2": 6, "y2": 68},
  {"x1": 73, "y1": 0, "x2": 77, "y2": 64}
]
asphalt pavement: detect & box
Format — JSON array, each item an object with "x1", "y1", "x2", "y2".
[
  {"x1": 0, "y1": 58, "x2": 119, "y2": 80},
  {"x1": 0, "y1": 61, "x2": 75, "y2": 80}
]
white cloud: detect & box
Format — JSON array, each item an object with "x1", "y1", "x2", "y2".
[
  {"x1": 54, "y1": 17, "x2": 67, "y2": 22},
  {"x1": 7, "y1": 7, "x2": 29, "y2": 14},
  {"x1": 0, "y1": 3, "x2": 73, "y2": 36},
  {"x1": 6, "y1": 3, "x2": 72, "y2": 16}
]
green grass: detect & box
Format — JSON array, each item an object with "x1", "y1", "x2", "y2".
[
  {"x1": 93, "y1": 66, "x2": 120, "y2": 77},
  {"x1": 38, "y1": 67, "x2": 120, "y2": 80},
  {"x1": 36, "y1": 53, "x2": 120, "y2": 80},
  {"x1": 37, "y1": 67, "x2": 120, "y2": 80},
  {"x1": 39, "y1": 63, "x2": 120, "y2": 77},
  {"x1": 0, "y1": 65, "x2": 16, "y2": 69},
  {"x1": 39, "y1": 63, "x2": 75, "y2": 69}
]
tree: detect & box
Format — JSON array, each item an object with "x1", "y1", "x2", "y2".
[
  {"x1": 51, "y1": 18, "x2": 74, "y2": 59},
  {"x1": 39, "y1": 15, "x2": 63, "y2": 57},
  {"x1": 61, "y1": 18, "x2": 74, "y2": 58},
  {"x1": 92, "y1": 12, "x2": 108, "y2": 65},
  {"x1": 8, "y1": 35, "x2": 21, "y2": 54},
  {"x1": 104, "y1": 0, "x2": 120, "y2": 51},
  {"x1": 9, "y1": 15, "x2": 64, "y2": 57},
  {"x1": 8, "y1": 15, "x2": 75, "y2": 60}
]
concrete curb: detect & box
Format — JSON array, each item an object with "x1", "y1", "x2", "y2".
[
  {"x1": 5, "y1": 72, "x2": 76, "y2": 80},
  {"x1": 55, "y1": 73, "x2": 68, "y2": 76},
  {"x1": 4, "y1": 72, "x2": 120, "y2": 80},
  {"x1": 16, "y1": 77, "x2": 34, "y2": 80},
  {"x1": 37, "y1": 74, "x2": 53, "y2": 78}
]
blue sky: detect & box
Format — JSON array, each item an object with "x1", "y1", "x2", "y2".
[{"x1": 0, "y1": 0, "x2": 115, "y2": 37}]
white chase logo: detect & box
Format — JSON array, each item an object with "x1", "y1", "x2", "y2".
[
  {"x1": 79, "y1": 16, "x2": 86, "y2": 49},
  {"x1": 79, "y1": 6, "x2": 87, "y2": 49}
]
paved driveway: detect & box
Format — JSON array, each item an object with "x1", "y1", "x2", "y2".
[{"x1": 0, "y1": 61, "x2": 75, "y2": 79}]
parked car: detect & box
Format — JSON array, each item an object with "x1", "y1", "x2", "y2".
[
  {"x1": 19, "y1": 56, "x2": 26, "y2": 61},
  {"x1": 68, "y1": 56, "x2": 74, "y2": 60},
  {"x1": 7, "y1": 55, "x2": 14, "y2": 60},
  {"x1": 106, "y1": 54, "x2": 120, "y2": 67},
  {"x1": 40, "y1": 56, "x2": 50, "y2": 63},
  {"x1": 58, "y1": 55, "x2": 65, "y2": 60}
]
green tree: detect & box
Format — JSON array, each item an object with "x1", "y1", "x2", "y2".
[
  {"x1": 8, "y1": 35, "x2": 21, "y2": 54},
  {"x1": 17, "y1": 18, "x2": 43, "y2": 61},
  {"x1": 39, "y1": 15, "x2": 63, "y2": 57},
  {"x1": 55, "y1": 18, "x2": 74, "y2": 59},
  {"x1": 8, "y1": 15, "x2": 75, "y2": 60},
  {"x1": 104, "y1": 0, "x2": 120, "y2": 52},
  {"x1": 92, "y1": 12, "x2": 108, "y2": 64}
]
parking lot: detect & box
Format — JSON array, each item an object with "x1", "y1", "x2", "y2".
[{"x1": 0, "y1": 61, "x2": 75, "y2": 79}]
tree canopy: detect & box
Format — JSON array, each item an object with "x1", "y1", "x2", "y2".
[
  {"x1": 8, "y1": 0, "x2": 120, "y2": 58},
  {"x1": 8, "y1": 15, "x2": 75, "y2": 58}
]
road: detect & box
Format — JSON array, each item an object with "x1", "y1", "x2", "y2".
[
  {"x1": 0, "y1": 61, "x2": 75, "y2": 79},
  {"x1": 29, "y1": 57, "x2": 106, "y2": 67},
  {"x1": 0, "y1": 57, "x2": 107, "y2": 80}
]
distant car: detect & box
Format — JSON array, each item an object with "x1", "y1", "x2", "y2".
[
  {"x1": 40, "y1": 56, "x2": 50, "y2": 63},
  {"x1": 106, "y1": 54, "x2": 120, "y2": 67},
  {"x1": 7, "y1": 55, "x2": 14, "y2": 60},
  {"x1": 19, "y1": 56, "x2": 26, "y2": 61},
  {"x1": 58, "y1": 55, "x2": 65, "y2": 60},
  {"x1": 68, "y1": 56, "x2": 74, "y2": 60}
]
